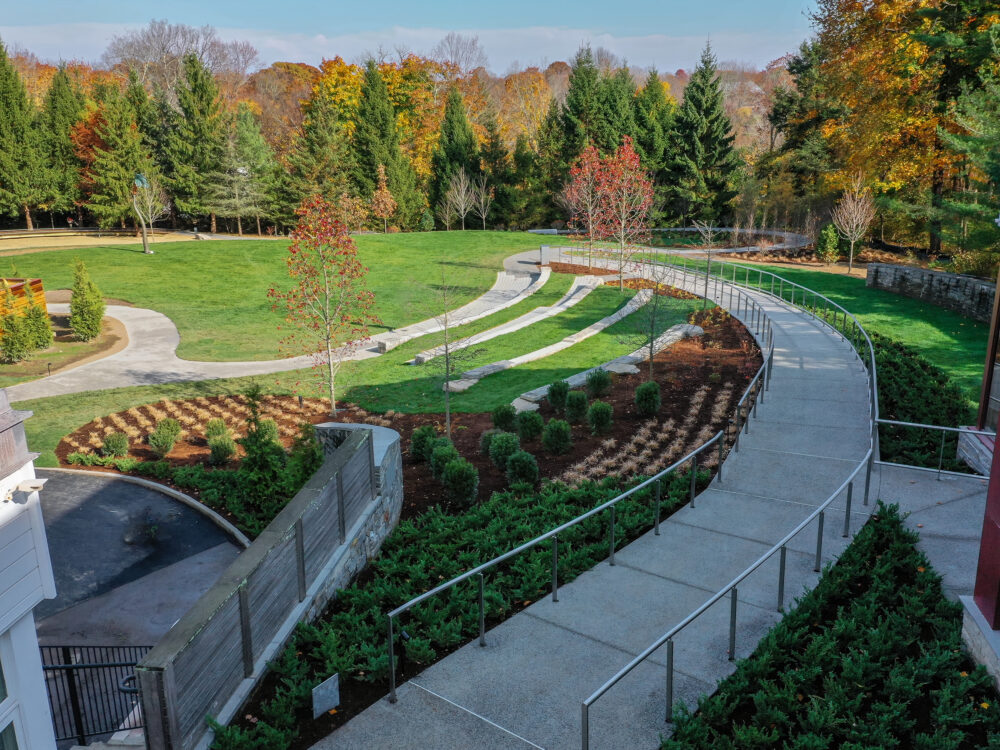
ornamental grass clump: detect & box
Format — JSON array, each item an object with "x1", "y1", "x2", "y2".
[
  {"x1": 205, "y1": 417, "x2": 230, "y2": 440},
  {"x1": 147, "y1": 418, "x2": 181, "y2": 458},
  {"x1": 566, "y1": 391, "x2": 588, "y2": 424},
  {"x1": 488, "y1": 431, "x2": 520, "y2": 471}
]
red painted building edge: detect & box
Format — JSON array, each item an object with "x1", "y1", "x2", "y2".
[{"x1": 975, "y1": 413, "x2": 1000, "y2": 628}]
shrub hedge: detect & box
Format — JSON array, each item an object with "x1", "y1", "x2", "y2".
[{"x1": 566, "y1": 391, "x2": 588, "y2": 424}]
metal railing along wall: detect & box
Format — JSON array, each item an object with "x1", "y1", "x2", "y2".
[
  {"x1": 385, "y1": 263, "x2": 776, "y2": 704},
  {"x1": 41, "y1": 645, "x2": 150, "y2": 745},
  {"x1": 876, "y1": 418, "x2": 996, "y2": 479},
  {"x1": 577, "y1": 251, "x2": 881, "y2": 749}
]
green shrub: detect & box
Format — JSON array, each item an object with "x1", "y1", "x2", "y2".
[
  {"x1": 505, "y1": 450, "x2": 539, "y2": 485},
  {"x1": 542, "y1": 419, "x2": 573, "y2": 454},
  {"x1": 205, "y1": 418, "x2": 230, "y2": 439},
  {"x1": 410, "y1": 425, "x2": 438, "y2": 461},
  {"x1": 24, "y1": 300, "x2": 53, "y2": 350},
  {"x1": 113, "y1": 457, "x2": 140, "y2": 472},
  {"x1": 816, "y1": 223, "x2": 840, "y2": 265},
  {"x1": 208, "y1": 434, "x2": 237, "y2": 465},
  {"x1": 515, "y1": 410, "x2": 543, "y2": 441},
  {"x1": 101, "y1": 432, "x2": 130, "y2": 457},
  {"x1": 479, "y1": 428, "x2": 500, "y2": 455},
  {"x1": 585, "y1": 368, "x2": 611, "y2": 398},
  {"x1": 258, "y1": 419, "x2": 280, "y2": 444},
  {"x1": 430, "y1": 442, "x2": 460, "y2": 480},
  {"x1": 69, "y1": 259, "x2": 105, "y2": 342},
  {"x1": 424, "y1": 435, "x2": 452, "y2": 464},
  {"x1": 488, "y1": 431, "x2": 520, "y2": 470},
  {"x1": 0, "y1": 298, "x2": 31, "y2": 364},
  {"x1": 442, "y1": 458, "x2": 479, "y2": 506},
  {"x1": 547, "y1": 380, "x2": 569, "y2": 412},
  {"x1": 635, "y1": 381, "x2": 661, "y2": 417},
  {"x1": 147, "y1": 418, "x2": 182, "y2": 458},
  {"x1": 565, "y1": 391, "x2": 588, "y2": 423},
  {"x1": 587, "y1": 400, "x2": 613, "y2": 435},
  {"x1": 491, "y1": 403, "x2": 517, "y2": 432}
]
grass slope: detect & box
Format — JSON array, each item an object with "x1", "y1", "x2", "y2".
[{"x1": 8, "y1": 232, "x2": 562, "y2": 361}]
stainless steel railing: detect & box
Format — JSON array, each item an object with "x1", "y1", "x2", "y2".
[
  {"x1": 876, "y1": 418, "x2": 996, "y2": 479},
  {"x1": 385, "y1": 260, "x2": 776, "y2": 704}
]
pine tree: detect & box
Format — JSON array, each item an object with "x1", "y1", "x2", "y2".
[
  {"x1": 164, "y1": 54, "x2": 224, "y2": 231},
  {"x1": 480, "y1": 115, "x2": 514, "y2": 227},
  {"x1": 635, "y1": 70, "x2": 676, "y2": 223},
  {"x1": 0, "y1": 290, "x2": 31, "y2": 364},
  {"x1": 0, "y1": 41, "x2": 45, "y2": 229},
  {"x1": 69, "y1": 259, "x2": 105, "y2": 342},
  {"x1": 89, "y1": 89, "x2": 159, "y2": 228},
  {"x1": 592, "y1": 67, "x2": 638, "y2": 154},
  {"x1": 665, "y1": 44, "x2": 740, "y2": 224},
  {"x1": 205, "y1": 105, "x2": 275, "y2": 235},
  {"x1": 39, "y1": 68, "x2": 85, "y2": 220},
  {"x1": 351, "y1": 61, "x2": 423, "y2": 228},
  {"x1": 429, "y1": 88, "x2": 480, "y2": 218},
  {"x1": 23, "y1": 298, "x2": 53, "y2": 350},
  {"x1": 561, "y1": 46, "x2": 600, "y2": 163}
]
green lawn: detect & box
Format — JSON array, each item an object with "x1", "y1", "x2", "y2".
[{"x1": 8, "y1": 232, "x2": 563, "y2": 362}]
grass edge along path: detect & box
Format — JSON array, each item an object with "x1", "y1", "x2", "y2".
[
  {"x1": 9, "y1": 232, "x2": 571, "y2": 362},
  {"x1": 662, "y1": 503, "x2": 1000, "y2": 749}
]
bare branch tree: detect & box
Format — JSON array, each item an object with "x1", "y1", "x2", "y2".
[
  {"x1": 132, "y1": 175, "x2": 171, "y2": 254},
  {"x1": 471, "y1": 175, "x2": 494, "y2": 230},
  {"x1": 445, "y1": 169, "x2": 475, "y2": 230},
  {"x1": 831, "y1": 173, "x2": 876, "y2": 272},
  {"x1": 432, "y1": 32, "x2": 489, "y2": 75},
  {"x1": 621, "y1": 258, "x2": 676, "y2": 380},
  {"x1": 692, "y1": 219, "x2": 719, "y2": 308},
  {"x1": 436, "y1": 188, "x2": 458, "y2": 230}
]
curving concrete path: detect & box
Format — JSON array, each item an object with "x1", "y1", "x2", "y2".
[
  {"x1": 318, "y1": 254, "x2": 875, "y2": 750},
  {"x1": 7, "y1": 270, "x2": 547, "y2": 403}
]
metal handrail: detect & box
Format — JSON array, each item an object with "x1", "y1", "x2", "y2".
[
  {"x1": 875, "y1": 418, "x2": 995, "y2": 479},
  {"x1": 580, "y1": 449, "x2": 873, "y2": 748},
  {"x1": 386, "y1": 262, "x2": 777, "y2": 703},
  {"x1": 876, "y1": 418, "x2": 996, "y2": 436}
]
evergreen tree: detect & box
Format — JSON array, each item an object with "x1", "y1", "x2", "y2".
[
  {"x1": 429, "y1": 88, "x2": 480, "y2": 218},
  {"x1": 38, "y1": 68, "x2": 85, "y2": 220},
  {"x1": 665, "y1": 44, "x2": 740, "y2": 224},
  {"x1": 0, "y1": 291, "x2": 31, "y2": 363},
  {"x1": 591, "y1": 67, "x2": 638, "y2": 154},
  {"x1": 282, "y1": 91, "x2": 353, "y2": 221},
  {"x1": 89, "y1": 89, "x2": 159, "y2": 228},
  {"x1": 635, "y1": 70, "x2": 676, "y2": 224},
  {"x1": 23, "y1": 298, "x2": 53, "y2": 350},
  {"x1": 69, "y1": 259, "x2": 105, "y2": 342},
  {"x1": 164, "y1": 54, "x2": 224, "y2": 230},
  {"x1": 480, "y1": 115, "x2": 514, "y2": 227},
  {"x1": 206, "y1": 104, "x2": 275, "y2": 235},
  {"x1": 351, "y1": 61, "x2": 423, "y2": 228},
  {"x1": 561, "y1": 46, "x2": 600, "y2": 163},
  {"x1": 0, "y1": 41, "x2": 45, "y2": 228}
]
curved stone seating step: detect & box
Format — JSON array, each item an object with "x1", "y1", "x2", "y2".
[
  {"x1": 444, "y1": 289, "x2": 653, "y2": 393},
  {"x1": 411, "y1": 275, "x2": 602, "y2": 365},
  {"x1": 511, "y1": 322, "x2": 703, "y2": 412},
  {"x1": 375, "y1": 269, "x2": 550, "y2": 353}
]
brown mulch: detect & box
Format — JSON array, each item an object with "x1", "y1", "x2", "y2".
[{"x1": 57, "y1": 317, "x2": 760, "y2": 524}]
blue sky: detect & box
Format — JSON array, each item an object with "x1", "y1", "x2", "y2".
[{"x1": 1, "y1": 1, "x2": 816, "y2": 71}]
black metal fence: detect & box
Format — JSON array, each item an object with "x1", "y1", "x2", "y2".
[{"x1": 41, "y1": 645, "x2": 150, "y2": 745}]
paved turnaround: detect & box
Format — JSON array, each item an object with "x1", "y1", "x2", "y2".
[{"x1": 317, "y1": 262, "x2": 875, "y2": 750}]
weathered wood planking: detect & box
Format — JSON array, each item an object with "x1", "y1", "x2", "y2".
[
  {"x1": 302, "y1": 481, "x2": 342, "y2": 584},
  {"x1": 247, "y1": 532, "x2": 299, "y2": 662}
]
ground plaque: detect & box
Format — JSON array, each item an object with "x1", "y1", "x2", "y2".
[{"x1": 312, "y1": 673, "x2": 340, "y2": 719}]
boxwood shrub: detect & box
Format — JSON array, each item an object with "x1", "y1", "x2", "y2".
[
  {"x1": 547, "y1": 380, "x2": 569, "y2": 412},
  {"x1": 635, "y1": 381, "x2": 661, "y2": 417},
  {"x1": 542, "y1": 419, "x2": 573, "y2": 454},
  {"x1": 488, "y1": 431, "x2": 520, "y2": 471},
  {"x1": 491, "y1": 403, "x2": 517, "y2": 432},
  {"x1": 516, "y1": 410, "x2": 544, "y2": 441},
  {"x1": 586, "y1": 400, "x2": 613, "y2": 435},
  {"x1": 505, "y1": 450, "x2": 539, "y2": 485},
  {"x1": 585, "y1": 368, "x2": 612, "y2": 398},
  {"x1": 565, "y1": 391, "x2": 588, "y2": 424},
  {"x1": 442, "y1": 459, "x2": 479, "y2": 506}
]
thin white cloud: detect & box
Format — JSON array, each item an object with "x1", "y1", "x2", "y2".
[{"x1": 0, "y1": 22, "x2": 810, "y2": 72}]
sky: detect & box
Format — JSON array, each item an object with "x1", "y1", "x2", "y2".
[{"x1": 0, "y1": 0, "x2": 817, "y2": 72}]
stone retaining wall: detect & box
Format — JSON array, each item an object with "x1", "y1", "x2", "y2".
[{"x1": 866, "y1": 263, "x2": 994, "y2": 323}]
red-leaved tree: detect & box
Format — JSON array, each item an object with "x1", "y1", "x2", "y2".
[
  {"x1": 268, "y1": 195, "x2": 379, "y2": 415},
  {"x1": 598, "y1": 136, "x2": 654, "y2": 290},
  {"x1": 562, "y1": 144, "x2": 606, "y2": 271}
]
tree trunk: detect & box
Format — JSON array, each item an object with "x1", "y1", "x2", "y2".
[
  {"x1": 482, "y1": 216, "x2": 486, "y2": 231},
  {"x1": 848, "y1": 240, "x2": 855, "y2": 272},
  {"x1": 140, "y1": 220, "x2": 151, "y2": 254},
  {"x1": 327, "y1": 342, "x2": 337, "y2": 415},
  {"x1": 23, "y1": 205, "x2": 33, "y2": 230},
  {"x1": 383, "y1": 217, "x2": 387, "y2": 233},
  {"x1": 930, "y1": 167, "x2": 943, "y2": 254},
  {"x1": 461, "y1": 216, "x2": 465, "y2": 230},
  {"x1": 237, "y1": 216, "x2": 243, "y2": 236},
  {"x1": 256, "y1": 214, "x2": 262, "y2": 237},
  {"x1": 210, "y1": 212, "x2": 217, "y2": 234},
  {"x1": 50, "y1": 213, "x2": 55, "y2": 229}
]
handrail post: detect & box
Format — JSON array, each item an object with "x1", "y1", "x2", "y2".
[
  {"x1": 717, "y1": 437, "x2": 724, "y2": 483},
  {"x1": 937, "y1": 430, "x2": 946, "y2": 479},
  {"x1": 734, "y1": 405, "x2": 742, "y2": 452},
  {"x1": 551, "y1": 537, "x2": 559, "y2": 602},
  {"x1": 842, "y1": 483, "x2": 853, "y2": 538},
  {"x1": 814, "y1": 511, "x2": 825, "y2": 572},
  {"x1": 777, "y1": 545, "x2": 787, "y2": 611},
  {"x1": 665, "y1": 638, "x2": 675, "y2": 722},
  {"x1": 582, "y1": 703, "x2": 590, "y2": 750},
  {"x1": 609, "y1": 506, "x2": 616, "y2": 566},
  {"x1": 479, "y1": 573, "x2": 486, "y2": 645},
  {"x1": 388, "y1": 616, "x2": 397, "y2": 702},
  {"x1": 654, "y1": 481, "x2": 662, "y2": 535},
  {"x1": 690, "y1": 453, "x2": 698, "y2": 508},
  {"x1": 728, "y1": 587, "x2": 738, "y2": 661},
  {"x1": 863, "y1": 450, "x2": 873, "y2": 506}
]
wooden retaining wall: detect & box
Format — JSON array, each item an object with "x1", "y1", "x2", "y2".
[{"x1": 0, "y1": 278, "x2": 46, "y2": 315}]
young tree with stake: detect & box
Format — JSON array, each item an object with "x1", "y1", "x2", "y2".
[
  {"x1": 471, "y1": 175, "x2": 494, "y2": 230},
  {"x1": 132, "y1": 174, "x2": 170, "y2": 253},
  {"x1": 598, "y1": 136, "x2": 654, "y2": 290},
  {"x1": 445, "y1": 168, "x2": 475, "y2": 230},
  {"x1": 831, "y1": 174, "x2": 876, "y2": 273},
  {"x1": 562, "y1": 145, "x2": 605, "y2": 271},
  {"x1": 371, "y1": 164, "x2": 397, "y2": 232},
  {"x1": 268, "y1": 196, "x2": 379, "y2": 415}
]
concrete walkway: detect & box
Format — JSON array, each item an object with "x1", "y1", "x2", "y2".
[
  {"x1": 319, "y1": 259, "x2": 875, "y2": 749},
  {"x1": 7, "y1": 270, "x2": 546, "y2": 403}
]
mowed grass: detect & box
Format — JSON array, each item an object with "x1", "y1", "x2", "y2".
[{"x1": 9, "y1": 232, "x2": 564, "y2": 362}]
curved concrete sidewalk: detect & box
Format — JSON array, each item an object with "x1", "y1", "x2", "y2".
[
  {"x1": 320, "y1": 260, "x2": 874, "y2": 750},
  {"x1": 412, "y1": 275, "x2": 601, "y2": 365},
  {"x1": 7, "y1": 270, "x2": 547, "y2": 403}
]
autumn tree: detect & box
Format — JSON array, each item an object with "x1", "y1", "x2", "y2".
[
  {"x1": 268, "y1": 196, "x2": 379, "y2": 415},
  {"x1": 562, "y1": 145, "x2": 605, "y2": 269},
  {"x1": 599, "y1": 136, "x2": 654, "y2": 290},
  {"x1": 831, "y1": 174, "x2": 876, "y2": 272},
  {"x1": 372, "y1": 164, "x2": 397, "y2": 232}
]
